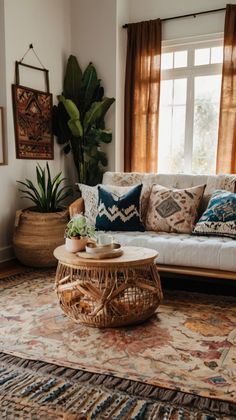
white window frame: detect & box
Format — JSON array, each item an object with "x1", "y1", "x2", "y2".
[{"x1": 160, "y1": 33, "x2": 223, "y2": 173}]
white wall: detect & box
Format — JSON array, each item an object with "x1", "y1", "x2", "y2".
[
  {"x1": 128, "y1": 0, "x2": 226, "y2": 39},
  {"x1": 70, "y1": 0, "x2": 131, "y2": 172},
  {"x1": 0, "y1": 0, "x2": 6, "y2": 108},
  {"x1": 116, "y1": 0, "x2": 130, "y2": 171},
  {"x1": 71, "y1": 0, "x2": 117, "y2": 172},
  {"x1": 0, "y1": 0, "x2": 71, "y2": 261}
]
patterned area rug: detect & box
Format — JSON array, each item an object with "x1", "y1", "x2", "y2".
[{"x1": 0, "y1": 270, "x2": 236, "y2": 413}]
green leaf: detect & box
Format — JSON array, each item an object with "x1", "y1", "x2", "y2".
[
  {"x1": 89, "y1": 145, "x2": 98, "y2": 157},
  {"x1": 52, "y1": 104, "x2": 72, "y2": 145},
  {"x1": 59, "y1": 96, "x2": 83, "y2": 138},
  {"x1": 36, "y1": 164, "x2": 47, "y2": 209},
  {"x1": 55, "y1": 188, "x2": 72, "y2": 205},
  {"x1": 24, "y1": 179, "x2": 43, "y2": 205},
  {"x1": 68, "y1": 118, "x2": 83, "y2": 137},
  {"x1": 97, "y1": 151, "x2": 108, "y2": 166},
  {"x1": 51, "y1": 172, "x2": 62, "y2": 193},
  {"x1": 59, "y1": 96, "x2": 80, "y2": 120},
  {"x1": 36, "y1": 165, "x2": 45, "y2": 192},
  {"x1": 89, "y1": 128, "x2": 112, "y2": 144},
  {"x1": 51, "y1": 176, "x2": 64, "y2": 209},
  {"x1": 17, "y1": 180, "x2": 31, "y2": 189},
  {"x1": 84, "y1": 97, "x2": 115, "y2": 132},
  {"x1": 19, "y1": 196, "x2": 39, "y2": 206},
  {"x1": 86, "y1": 164, "x2": 103, "y2": 186},
  {"x1": 63, "y1": 55, "x2": 82, "y2": 104},
  {"x1": 83, "y1": 152, "x2": 90, "y2": 163},
  {"x1": 81, "y1": 63, "x2": 99, "y2": 111},
  {"x1": 18, "y1": 189, "x2": 41, "y2": 206},
  {"x1": 92, "y1": 85, "x2": 104, "y2": 102},
  {"x1": 46, "y1": 163, "x2": 52, "y2": 210},
  {"x1": 97, "y1": 118, "x2": 105, "y2": 130}
]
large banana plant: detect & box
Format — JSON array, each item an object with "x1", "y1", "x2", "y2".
[{"x1": 53, "y1": 55, "x2": 115, "y2": 185}]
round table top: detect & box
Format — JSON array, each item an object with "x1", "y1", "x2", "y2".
[{"x1": 54, "y1": 245, "x2": 158, "y2": 268}]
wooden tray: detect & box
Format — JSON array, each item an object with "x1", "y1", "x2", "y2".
[
  {"x1": 77, "y1": 248, "x2": 123, "y2": 260},
  {"x1": 86, "y1": 242, "x2": 120, "y2": 254}
]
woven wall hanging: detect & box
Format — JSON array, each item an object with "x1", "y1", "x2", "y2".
[{"x1": 12, "y1": 45, "x2": 53, "y2": 159}]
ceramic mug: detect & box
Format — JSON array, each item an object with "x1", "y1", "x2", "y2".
[{"x1": 96, "y1": 233, "x2": 113, "y2": 246}]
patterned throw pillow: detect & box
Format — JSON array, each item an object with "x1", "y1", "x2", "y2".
[
  {"x1": 200, "y1": 174, "x2": 236, "y2": 214},
  {"x1": 96, "y1": 184, "x2": 144, "y2": 231},
  {"x1": 77, "y1": 184, "x2": 98, "y2": 226},
  {"x1": 192, "y1": 190, "x2": 236, "y2": 239},
  {"x1": 145, "y1": 184, "x2": 206, "y2": 233},
  {"x1": 77, "y1": 183, "x2": 151, "y2": 226}
]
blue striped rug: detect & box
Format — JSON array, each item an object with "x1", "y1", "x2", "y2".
[{"x1": 0, "y1": 352, "x2": 235, "y2": 419}]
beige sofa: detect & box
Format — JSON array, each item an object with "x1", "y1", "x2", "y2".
[{"x1": 70, "y1": 172, "x2": 236, "y2": 281}]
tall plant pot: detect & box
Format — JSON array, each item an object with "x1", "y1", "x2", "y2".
[{"x1": 13, "y1": 208, "x2": 69, "y2": 267}]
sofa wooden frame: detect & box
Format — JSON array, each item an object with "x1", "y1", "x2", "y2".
[{"x1": 69, "y1": 198, "x2": 236, "y2": 281}]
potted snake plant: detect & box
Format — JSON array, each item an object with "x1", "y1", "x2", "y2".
[{"x1": 13, "y1": 163, "x2": 72, "y2": 267}]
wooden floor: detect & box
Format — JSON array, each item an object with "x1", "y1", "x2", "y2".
[{"x1": 0, "y1": 259, "x2": 29, "y2": 279}]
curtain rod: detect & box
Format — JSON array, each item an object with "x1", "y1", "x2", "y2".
[{"x1": 122, "y1": 7, "x2": 226, "y2": 28}]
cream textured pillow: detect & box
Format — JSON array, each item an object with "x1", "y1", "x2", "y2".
[
  {"x1": 77, "y1": 183, "x2": 151, "y2": 226},
  {"x1": 77, "y1": 184, "x2": 98, "y2": 226},
  {"x1": 145, "y1": 184, "x2": 206, "y2": 233}
]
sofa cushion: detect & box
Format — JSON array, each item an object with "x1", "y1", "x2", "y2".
[
  {"x1": 96, "y1": 185, "x2": 144, "y2": 232},
  {"x1": 202, "y1": 175, "x2": 236, "y2": 213},
  {"x1": 103, "y1": 171, "x2": 209, "y2": 188},
  {"x1": 145, "y1": 184, "x2": 205, "y2": 233},
  {"x1": 77, "y1": 183, "x2": 151, "y2": 226},
  {"x1": 108, "y1": 231, "x2": 236, "y2": 271},
  {"x1": 103, "y1": 172, "x2": 236, "y2": 215},
  {"x1": 77, "y1": 184, "x2": 98, "y2": 226},
  {"x1": 193, "y1": 190, "x2": 236, "y2": 239}
]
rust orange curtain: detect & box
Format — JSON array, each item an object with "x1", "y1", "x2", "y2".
[
  {"x1": 124, "y1": 19, "x2": 162, "y2": 172},
  {"x1": 217, "y1": 4, "x2": 236, "y2": 173}
]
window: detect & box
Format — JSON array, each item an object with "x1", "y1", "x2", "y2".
[{"x1": 158, "y1": 35, "x2": 223, "y2": 174}]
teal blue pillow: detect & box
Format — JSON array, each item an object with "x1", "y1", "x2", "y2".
[
  {"x1": 96, "y1": 184, "x2": 145, "y2": 231},
  {"x1": 193, "y1": 189, "x2": 236, "y2": 239}
]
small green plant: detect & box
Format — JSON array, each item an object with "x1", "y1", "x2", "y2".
[
  {"x1": 17, "y1": 163, "x2": 73, "y2": 212},
  {"x1": 65, "y1": 214, "x2": 95, "y2": 239}
]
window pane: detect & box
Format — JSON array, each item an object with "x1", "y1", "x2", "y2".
[
  {"x1": 158, "y1": 107, "x2": 172, "y2": 172},
  {"x1": 194, "y1": 48, "x2": 210, "y2": 65},
  {"x1": 160, "y1": 80, "x2": 173, "y2": 106},
  {"x1": 173, "y1": 79, "x2": 187, "y2": 105},
  {"x1": 158, "y1": 79, "x2": 186, "y2": 173},
  {"x1": 170, "y1": 106, "x2": 185, "y2": 172},
  {"x1": 211, "y1": 46, "x2": 223, "y2": 63},
  {"x1": 192, "y1": 75, "x2": 222, "y2": 174},
  {"x1": 161, "y1": 52, "x2": 173, "y2": 69},
  {"x1": 174, "y1": 50, "x2": 187, "y2": 68}
]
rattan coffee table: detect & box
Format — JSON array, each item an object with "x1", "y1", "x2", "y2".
[{"x1": 54, "y1": 245, "x2": 163, "y2": 328}]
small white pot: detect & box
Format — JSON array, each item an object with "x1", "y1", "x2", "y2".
[{"x1": 65, "y1": 237, "x2": 88, "y2": 253}]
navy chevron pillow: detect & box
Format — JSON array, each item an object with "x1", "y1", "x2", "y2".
[{"x1": 96, "y1": 184, "x2": 145, "y2": 231}]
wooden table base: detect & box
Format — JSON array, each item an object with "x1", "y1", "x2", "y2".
[{"x1": 55, "y1": 260, "x2": 163, "y2": 328}]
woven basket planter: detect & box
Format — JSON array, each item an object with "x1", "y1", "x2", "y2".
[{"x1": 13, "y1": 208, "x2": 69, "y2": 267}]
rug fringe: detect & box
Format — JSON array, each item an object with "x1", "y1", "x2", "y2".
[{"x1": 1, "y1": 352, "x2": 235, "y2": 417}]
